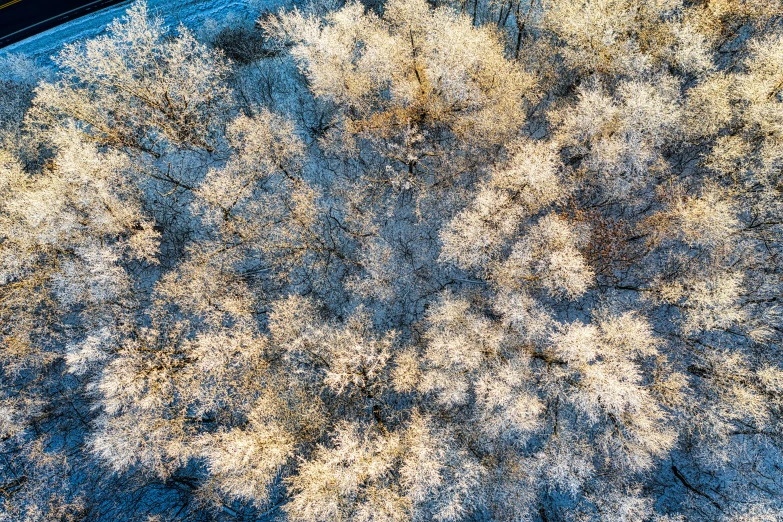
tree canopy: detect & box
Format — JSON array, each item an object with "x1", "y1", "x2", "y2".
[{"x1": 2, "y1": 0, "x2": 783, "y2": 520}]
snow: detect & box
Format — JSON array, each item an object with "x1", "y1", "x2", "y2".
[{"x1": 0, "y1": 0, "x2": 269, "y2": 61}]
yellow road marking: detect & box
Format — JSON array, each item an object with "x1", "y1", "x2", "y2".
[{"x1": 0, "y1": 0, "x2": 22, "y2": 10}]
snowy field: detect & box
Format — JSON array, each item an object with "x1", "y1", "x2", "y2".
[{"x1": 0, "y1": 0, "x2": 272, "y2": 61}]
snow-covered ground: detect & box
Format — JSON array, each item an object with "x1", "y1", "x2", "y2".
[{"x1": 0, "y1": 0, "x2": 272, "y2": 61}]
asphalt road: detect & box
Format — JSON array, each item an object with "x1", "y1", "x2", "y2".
[{"x1": 0, "y1": 0, "x2": 127, "y2": 48}]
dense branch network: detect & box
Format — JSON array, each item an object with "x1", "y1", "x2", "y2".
[{"x1": 1, "y1": 0, "x2": 783, "y2": 520}]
